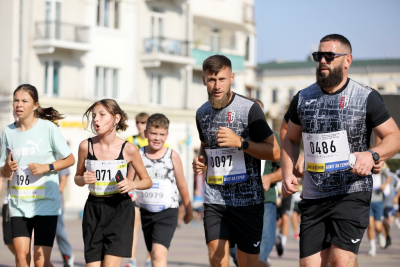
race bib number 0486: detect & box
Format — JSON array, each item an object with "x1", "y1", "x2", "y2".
[
  {"x1": 205, "y1": 148, "x2": 247, "y2": 185},
  {"x1": 302, "y1": 131, "x2": 351, "y2": 173}
]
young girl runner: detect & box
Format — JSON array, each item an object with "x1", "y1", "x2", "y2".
[
  {"x1": 135, "y1": 113, "x2": 192, "y2": 267},
  {"x1": 0, "y1": 84, "x2": 75, "y2": 267},
  {"x1": 74, "y1": 99, "x2": 152, "y2": 267}
]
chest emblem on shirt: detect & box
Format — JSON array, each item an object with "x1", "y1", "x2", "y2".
[
  {"x1": 27, "y1": 139, "x2": 42, "y2": 151},
  {"x1": 227, "y1": 111, "x2": 235, "y2": 123},
  {"x1": 340, "y1": 96, "x2": 349, "y2": 109}
]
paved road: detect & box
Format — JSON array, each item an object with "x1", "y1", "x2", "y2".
[{"x1": 1, "y1": 216, "x2": 399, "y2": 266}]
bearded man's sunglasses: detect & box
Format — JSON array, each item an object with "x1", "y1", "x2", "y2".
[{"x1": 312, "y1": 52, "x2": 347, "y2": 63}]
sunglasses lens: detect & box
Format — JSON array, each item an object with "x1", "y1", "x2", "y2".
[
  {"x1": 324, "y1": 52, "x2": 335, "y2": 62},
  {"x1": 312, "y1": 52, "x2": 321, "y2": 62}
]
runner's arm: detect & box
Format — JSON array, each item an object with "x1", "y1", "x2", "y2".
[
  {"x1": 74, "y1": 140, "x2": 96, "y2": 186},
  {"x1": 172, "y1": 150, "x2": 193, "y2": 224}
]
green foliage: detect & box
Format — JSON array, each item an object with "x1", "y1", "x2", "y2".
[{"x1": 386, "y1": 159, "x2": 400, "y2": 172}]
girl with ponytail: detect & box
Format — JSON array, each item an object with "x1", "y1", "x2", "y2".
[{"x1": 0, "y1": 84, "x2": 75, "y2": 267}]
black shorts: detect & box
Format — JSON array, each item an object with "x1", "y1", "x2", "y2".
[
  {"x1": 203, "y1": 203, "x2": 264, "y2": 254},
  {"x1": 82, "y1": 193, "x2": 134, "y2": 263},
  {"x1": 11, "y1": 215, "x2": 58, "y2": 247},
  {"x1": 299, "y1": 192, "x2": 371, "y2": 258},
  {"x1": 278, "y1": 195, "x2": 293, "y2": 218},
  {"x1": 2, "y1": 204, "x2": 13, "y2": 245},
  {"x1": 140, "y1": 208, "x2": 178, "y2": 252}
]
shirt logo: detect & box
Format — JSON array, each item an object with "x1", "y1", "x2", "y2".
[
  {"x1": 227, "y1": 111, "x2": 235, "y2": 123},
  {"x1": 27, "y1": 139, "x2": 42, "y2": 151},
  {"x1": 202, "y1": 115, "x2": 209, "y2": 121},
  {"x1": 305, "y1": 99, "x2": 317, "y2": 105},
  {"x1": 253, "y1": 241, "x2": 260, "y2": 247},
  {"x1": 351, "y1": 239, "x2": 360, "y2": 243},
  {"x1": 340, "y1": 96, "x2": 349, "y2": 109}
]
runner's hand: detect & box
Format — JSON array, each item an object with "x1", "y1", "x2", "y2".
[
  {"x1": 183, "y1": 210, "x2": 193, "y2": 224},
  {"x1": 350, "y1": 152, "x2": 375, "y2": 176},
  {"x1": 117, "y1": 179, "x2": 134, "y2": 194},
  {"x1": 192, "y1": 156, "x2": 205, "y2": 174},
  {"x1": 27, "y1": 163, "x2": 48, "y2": 175},
  {"x1": 372, "y1": 160, "x2": 384, "y2": 174},
  {"x1": 3, "y1": 152, "x2": 18, "y2": 176},
  {"x1": 282, "y1": 175, "x2": 299, "y2": 197},
  {"x1": 83, "y1": 171, "x2": 97, "y2": 184},
  {"x1": 216, "y1": 127, "x2": 241, "y2": 148},
  {"x1": 261, "y1": 174, "x2": 272, "y2": 191}
]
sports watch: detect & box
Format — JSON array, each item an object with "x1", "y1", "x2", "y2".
[
  {"x1": 367, "y1": 149, "x2": 380, "y2": 162},
  {"x1": 49, "y1": 163, "x2": 55, "y2": 172},
  {"x1": 240, "y1": 138, "x2": 249, "y2": 150}
]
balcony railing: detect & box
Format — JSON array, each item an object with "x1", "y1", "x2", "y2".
[
  {"x1": 144, "y1": 37, "x2": 189, "y2": 57},
  {"x1": 35, "y1": 21, "x2": 90, "y2": 43}
]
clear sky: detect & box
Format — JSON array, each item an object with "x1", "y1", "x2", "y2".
[{"x1": 254, "y1": 0, "x2": 400, "y2": 63}]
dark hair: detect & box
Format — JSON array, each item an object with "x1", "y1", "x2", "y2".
[
  {"x1": 135, "y1": 112, "x2": 149, "y2": 121},
  {"x1": 83, "y1": 99, "x2": 129, "y2": 133},
  {"x1": 13, "y1": 84, "x2": 64, "y2": 126},
  {"x1": 146, "y1": 113, "x2": 170, "y2": 131},
  {"x1": 320, "y1": 34, "x2": 352, "y2": 53},
  {"x1": 202, "y1": 55, "x2": 232, "y2": 74}
]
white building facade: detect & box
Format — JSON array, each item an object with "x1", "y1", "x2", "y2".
[{"x1": 0, "y1": 0, "x2": 258, "y2": 213}]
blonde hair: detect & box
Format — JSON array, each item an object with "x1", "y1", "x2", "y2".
[{"x1": 146, "y1": 113, "x2": 169, "y2": 131}]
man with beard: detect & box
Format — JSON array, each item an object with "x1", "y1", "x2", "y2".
[
  {"x1": 281, "y1": 34, "x2": 400, "y2": 267},
  {"x1": 192, "y1": 55, "x2": 280, "y2": 267}
]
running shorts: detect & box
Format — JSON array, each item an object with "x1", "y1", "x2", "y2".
[
  {"x1": 82, "y1": 193, "x2": 134, "y2": 263},
  {"x1": 11, "y1": 215, "x2": 58, "y2": 247},
  {"x1": 2, "y1": 204, "x2": 13, "y2": 245},
  {"x1": 203, "y1": 203, "x2": 264, "y2": 254},
  {"x1": 140, "y1": 207, "x2": 178, "y2": 252},
  {"x1": 299, "y1": 192, "x2": 371, "y2": 258}
]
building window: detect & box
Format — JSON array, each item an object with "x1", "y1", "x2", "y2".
[
  {"x1": 95, "y1": 67, "x2": 119, "y2": 98},
  {"x1": 45, "y1": 61, "x2": 61, "y2": 97},
  {"x1": 150, "y1": 74, "x2": 163, "y2": 105},
  {"x1": 397, "y1": 85, "x2": 400, "y2": 93},
  {"x1": 210, "y1": 29, "x2": 220, "y2": 52},
  {"x1": 245, "y1": 86, "x2": 260, "y2": 100},
  {"x1": 272, "y1": 89, "x2": 278, "y2": 103},
  {"x1": 151, "y1": 10, "x2": 164, "y2": 38},
  {"x1": 97, "y1": 0, "x2": 120, "y2": 29}
]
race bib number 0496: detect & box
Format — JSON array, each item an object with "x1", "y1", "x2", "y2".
[
  {"x1": 11, "y1": 167, "x2": 45, "y2": 199},
  {"x1": 205, "y1": 148, "x2": 247, "y2": 185},
  {"x1": 302, "y1": 131, "x2": 351, "y2": 173}
]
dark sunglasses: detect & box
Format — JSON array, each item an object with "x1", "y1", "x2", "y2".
[{"x1": 312, "y1": 52, "x2": 347, "y2": 62}]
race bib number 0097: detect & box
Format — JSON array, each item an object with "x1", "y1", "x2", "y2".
[{"x1": 205, "y1": 148, "x2": 247, "y2": 185}]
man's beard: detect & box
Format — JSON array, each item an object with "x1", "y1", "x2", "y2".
[
  {"x1": 316, "y1": 63, "x2": 344, "y2": 89},
  {"x1": 208, "y1": 89, "x2": 232, "y2": 109}
]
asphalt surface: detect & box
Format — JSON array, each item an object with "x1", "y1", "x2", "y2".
[{"x1": 1, "y1": 215, "x2": 399, "y2": 266}]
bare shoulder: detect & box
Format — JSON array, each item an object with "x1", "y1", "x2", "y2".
[
  {"x1": 78, "y1": 139, "x2": 89, "y2": 152},
  {"x1": 171, "y1": 149, "x2": 182, "y2": 162},
  {"x1": 123, "y1": 141, "x2": 138, "y2": 155}
]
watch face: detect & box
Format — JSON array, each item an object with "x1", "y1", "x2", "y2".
[
  {"x1": 243, "y1": 140, "x2": 249, "y2": 150},
  {"x1": 373, "y1": 153, "x2": 380, "y2": 161}
]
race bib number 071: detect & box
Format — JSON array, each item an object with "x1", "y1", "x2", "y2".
[
  {"x1": 205, "y1": 148, "x2": 247, "y2": 185},
  {"x1": 303, "y1": 130, "x2": 351, "y2": 173}
]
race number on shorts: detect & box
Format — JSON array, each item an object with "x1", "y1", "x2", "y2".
[{"x1": 205, "y1": 148, "x2": 247, "y2": 185}]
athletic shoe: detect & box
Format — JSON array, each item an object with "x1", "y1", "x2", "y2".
[
  {"x1": 385, "y1": 235, "x2": 391, "y2": 248},
  {"x1": 294, "y1": 232, "x2": 300, "y2": 241},
  {"x1": 368, "y1": 247, "x2": 376, "y2": 257},
  {"x1": 145, "y1": 259, "x2": 152, "y2": 267},
  {"x1": 125, "y1": 259, "x2": 137, "y2": 267},
  {"x1": 63, "y1": 254, "x2": 74, "y2": 267},
  {"x1": 378, "y1": 233, "x2": 386, "y2": 248},
  {"x1": 275, "y1": 235, "x2": 284, "y2": 256}
]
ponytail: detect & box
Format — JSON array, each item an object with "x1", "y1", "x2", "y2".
[{"x1": 35, "y1": 106, "x2": 65, "y2": 126}]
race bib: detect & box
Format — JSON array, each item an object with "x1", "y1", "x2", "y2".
[
  {"x1": 10, "y1": 167, "x2": 45, "y2": 199},
  {"x1": 86, "y1": 160, "x2": 128, "y2": 196},
  {"x1": 205, "y1": 148, "x2": 247, "y2": 185},
  {"x1": 135, "y1": 180, "x2": 172, "y2": 212},
  {"x1": 303, "y1": 131, "x2": 350, "y2": 173}
]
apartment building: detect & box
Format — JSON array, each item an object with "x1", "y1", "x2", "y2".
[{"x1": 0, "y1": 0, "x2": 258, "y2": 211}]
